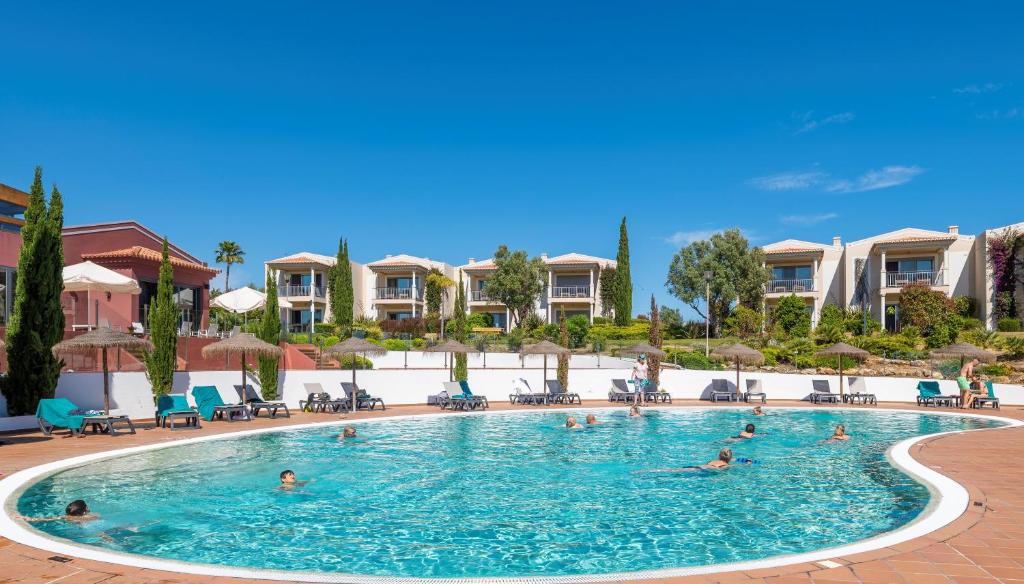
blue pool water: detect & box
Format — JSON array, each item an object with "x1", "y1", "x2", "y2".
[{"x1": 14, "y1": 409, "x2": 1004, "y2": 579}]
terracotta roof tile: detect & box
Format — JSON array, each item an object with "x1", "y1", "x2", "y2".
[
  {"x1": 266, "y1": 252, "x2": 336, "y2": 266},
  {"x1": 764, "y1": 247, "x2": 824, "y2": 255},
  {"x1": 875, "y1": 235, "x2": 958, "y2": 245},
  {"x1": 82, "y1": 246, "x2": 219, "y2": 274}
]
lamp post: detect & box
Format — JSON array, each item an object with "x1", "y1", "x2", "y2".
[{"x1": 704, "y1": 270, "x2": 712, "y2": 357}]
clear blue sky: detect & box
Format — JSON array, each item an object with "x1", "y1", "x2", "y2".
[{"x1": 1, "y1": 2, "x2": 1021, "y2": 318}]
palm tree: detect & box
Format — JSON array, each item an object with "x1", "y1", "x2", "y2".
[{"x1": 215, "y1": 241, "x2": 245, "y2": 292}]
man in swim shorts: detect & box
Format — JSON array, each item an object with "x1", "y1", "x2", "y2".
[{"x1": 958, "y1": 358, "x2": 980, "y2": 409}]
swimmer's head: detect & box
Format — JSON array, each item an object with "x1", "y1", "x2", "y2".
[
  {"x1": 744, "y1": 423, "x2": 755, "y2": 434},
  {"x1": 834, "y1": 424, "x2": 846, "y2": 437},
  {"x1": 753, "y1": 406, "x2": 763, "y2": 413},
  {"x1": 343, "y1": 426, "x2": 357, "y2": 438},
  {"x1": 280, "y1": 470, "x2": 296, "y2": 484},
  {"x1": 585, "y1": 414, "x2": 597, "y2": 424},
  {"x1": 718, "y1": 448, "x2": 733, "y2": 463},
  {"x1": 565, "y1": 416, "x2": 577, "y2": 428},
  {"x1": 65, "y1": 500, "x2": 88, "y2": 517}
]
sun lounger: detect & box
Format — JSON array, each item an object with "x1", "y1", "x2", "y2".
[
  {"x1": 743, "y1": 379, "x2": 767, "y2": 404},
  {"x1": 442, "y1": 381, "x2": 488, "y2": 410},
  {"x1": 546, "y1": 380, "x2": 582, "y2": 404},
  {"x1": 340, "y1": 382, "x2": 386, "y2": 410},
  {"x1": 844, "y1": 377, "x2": 877, "y2": 405},
  {"x1": 511, "y1": 378, "x2": 547, "y2": 405},
  {"x1": 608, "y1": 379, "x2": 634, "y2": 403},
  {"x1": 973, "y1": 381, "x2": 1000, "y2": 409},
  {"x1": 130, "y1": 322, "x2": 145, "y2": 335},
  {"x1": 155, "y1": 394, "x2": 202, "y2": 430},
  {"x1": 36, "y1": 398, "x2": 106, "y2": 437},
  {"x1": 198, "y1": 323, "x2": 221, "y2": 338},
  {"x1": 709, "y1": 379, "x2": 736, "y2": 402},
  {"x1": 809, "y1": 379, "x2": 839, "y2": 404},
  {"x1": 300, "y1": 383, "x2": 349, "y2": 412},
  {"x1": 234, "y1": 384, "x2": 290, "y2": 418},
  {"x1": 191, "y1": 385, "x2": 251, "y2": 422},
  {"x1": 641, "y1": 380, "x2": 672, "y2": 403},
  {"x1": 916, "y1": 380, "x2": 957, "y2": 407}
]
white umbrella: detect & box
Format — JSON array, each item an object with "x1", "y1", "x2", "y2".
[
  {"x1": 62, "y1": 261, "x2": 141, "y2": 328},
  {"x1": 212, "y1": 286, "x2": 266, "y2": 313}
]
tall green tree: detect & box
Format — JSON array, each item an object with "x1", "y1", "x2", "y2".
[
  {"x1": 614, "y1": 217, "x2": 632, "y2": 325},
  {"x1": 557, "y1": 307, "x2": 569, "y2": 390},
  {"x1": 215, "y1": 240, "x2": 245, "y2": 292},
  {"x1": 486, "y1": 245, "x2": 547, "y2": 327},
  {"x1": 598, "y1": 267, "x2": 618, "y2": 317},
  {"x1": 329, "y1": 238, "x2": 345, "y2": 327},
  {"x1": 338, "y1": 240, "x2": 354, "y2": 329},
  {"x1": 425, "y1": 269, "x2": 455, "y2": 318},
  {"x1": 452, "y1": 274, "x2": 468, "y2": 380},
  {"x1": 143, "y1": 240, "x2": 178, "y2": 397},
  {"x1": 772, "y1": 295, "x2": 812, "y2": 338},
  {"x1": 4, "y1": 168, "x2": 66, "y2": 415},
  {"x1": 666, "y1": 228, "x2": 770, "y2": 335},
  {"x1": 648, "y1": 295, "x2": 662, "y2": 387},
  {"x1": 257, "y1": 269, "x2": 281, "y2": 398}
]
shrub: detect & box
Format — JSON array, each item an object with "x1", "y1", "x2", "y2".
[
  {"x1": 770, "y1": 295, "x2": 811, "y2": 338},
  {"x1": 845, "y1": 309, "x2": 882, "y2": 336},
  {"x1": 813, "y1": 355, "x2": 859, "y2": 370},
  {"x1": 723, "y1": 306, "x2": 763, "y2": 339},
  {"x1": 588, "y1": 321, "x2": 651, "y2": 340},
  {"x1": 380, "y1": 317, "x2": 426, "y2": 338},
  {"x1": 566, "y1": 315, "x2": 590, "y2": 349},
  {"x1": 351, "y1": 324, "x2": 383, "y2": 341},
  {"x1": 980, "y1": 363, "x2": 1011, "y2": 377},
  {"x1": 520, "y1": 312, "x2": 545, "y2": 334},
  {"x1": 333, "y1": 355, "x2": 373, "y2": 369},
  {"x1": 313, "y1": 322, "x2": 337, "y2": 335},
  {"x1": 1002, "y1": 337, "x2": 1024, "y2": 359},
  {"x1": 540, "y1": 323, "x2": 560, "y2": 341},
  {"x1": 589, "y1": 333, "x2": 606, "y2": 352},
  {"x1": 899, "y1": 325, "x2": 921, "y2": 348},
  {"x1": 818, "y1": 304, "x2": 846, "y2": 329},
  {"x1": 667, "y1": 349, "x2": 721, "y2": 370},
  {"x1": 506, "y1": 328, "x2": 525, "y2": 351},
  {"x1": 381, "y1": 338, "x2": 409, "y2": 351},
  {"x1": 961, "y1": 317, "x2": 984, "y2": 331},
  {"x1": 321, "y1": 335, "x2": 340, "y2": 347},
  {"x1": 592, "y1": 316, "x2": 611, "y2": 326},
  {"x1": 926, "y1": 322, "x2": 956, "y2": 349},
  {"x1": 997, "y1": 317, "x2": 1022, "y2": 332},
  {"x1": 466, "y1": 313, "x2": 489, "y2": 330},
  {"x1": 954, "y1": 296, "x2": 978, "y2": 318},
  {"x1": 411, "y1": 338, "x2": 427, "y2": 350}
]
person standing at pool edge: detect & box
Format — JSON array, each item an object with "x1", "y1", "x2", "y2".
[
  {"x1": 631, "y1": 354, "x2": 649, "y2": 405},
  {"x1": 958, "y1": 358, "x2": 980, "y2": 409}
]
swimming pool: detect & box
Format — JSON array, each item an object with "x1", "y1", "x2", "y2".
[{"x1": 7, "y1": 408, "x2": 1011, "y2": 581}]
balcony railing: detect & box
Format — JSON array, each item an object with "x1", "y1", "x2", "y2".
[
  {"x1": 767, "y1": 279, "x2": 814, "y2": 293},
  {"x1": 278, "y1": 285, "x2": 326, "y2": 298},
  {"x1": 550, "y1": 286, "x2": 592, "y2": 299},
  {"x1": 470, "y1": 290, "x2": 495, "y2": 302},
  {"x1": 885, "y1": 270, "x2": 944, "y2": 288},
  {"x1": 375, "y1": 287, "x2": 423, "y2": 301}
]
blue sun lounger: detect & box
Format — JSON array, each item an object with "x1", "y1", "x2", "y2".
[
  {"x1": 190, "y1": 386, "x2": 251, "y2": 422},
  {"x1": 36, "y1": 398, "x2": 105, "y2": 437},
  {"x1": 916, "y1": 381, "x2": 957, "y2": 407},
  {"x1": 973, "y1": 381, "x2": 1000, "y2": 409},
  {"x1": 155, "y1": 394, "x2": 202, "y2": 430}
]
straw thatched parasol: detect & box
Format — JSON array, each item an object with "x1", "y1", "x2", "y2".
[
  {"x1": 52, "y1": 329, "x2": 153, "y2": 415},
  {"x1": 931, "y1": 342, "x2": 997, "y2": 368},
  {"x1": 425, "y1": 339, "x2": 475, "y2": 383},
  {"x1": 324, "y1": 337, "x2": 387, "y2": 412},
  {"x1": 711, "y1": 343, "x2": 765, "y2": 400},
  {"x1": 520, "y1": 340, "x2": 571, "y2": 400},
  {"x1": 201, "y1": 334, "x2": 283, "y2": 404},
  {"x1": 616, "y1": 342, "x2": 669, "y2": 360},
  {"x1": 815, "y1": 342, "x2": 870, "y2": 398}
]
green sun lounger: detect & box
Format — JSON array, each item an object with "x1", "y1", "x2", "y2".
[
  {"x1": 973, "y1": 381, "x2": 1000, "y2": 409},
  {"x1": 36, "y1": 398, "x2": 105, "y2": 437},
  {"x1": 190, "y1": 386, "x2": 251, "y2": 422},
  {"x1": 916, "y1": 380, "x2": 956, "y2": 407},
  {"x1": 155, "y1": 394, "x2": 202, "y2": 430}
]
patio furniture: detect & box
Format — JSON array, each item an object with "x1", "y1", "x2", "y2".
[
  {"x1": 743, "y1": 379, "x2": 767, "y2": 404},
  {"x1": 916, "y1": 381, "x2": 957, "y2": 407},
  {"x1": 36, "y1": 398, "x2": 106, "y2": 437},
  {"x1": 83, "y1": 414, "x2": 136, "y2": 435},
  {"x1": 155, "y1": 394, "x2": 202, "y2": 430},
  {"x1": 641, "y1": 380, "x2": 672, "y2": 403},
  {"x1": 340, "y1": 382, "x2": 386, "y2": 410},
  {"x1": 300, "y1": 383, "x2": 350, "y2": 412},
  {"x1": 512, "y1": 378, "x2": 547, "y2": 405},
  {"x1": 973, "y1": 381, "x2": 1000, "y2": 409},
  {"x1": 608, "y1": 379, "x2": 633, "y2": 403},
  {"x1": 226, "y1": 325, "x2": 241, "y2": 338},
  {"x1": 443, "y1": 380, "x2": 489, "y2": 410},
  {"x1": 428, "y1": 389, "x2": 451, "y2": 408},
  {"x1": 130, "y1": 322, "x2": 145, "y2": 335},
  {"x1": 843, "y1": 377, "x2": 877, "y2": 405},
  {"x1": 546, "y1": 379, "x2": 582, "y2": 404},
  {"x1": 709, "y1": 379, "x2": 736, "y2": 402},
  {"x1": 808, "y1": 379, "x2": 840, "y2": 404},
  {"x1": 234, "y1": 384, "x2": 290, "y2": 418},
  {"x1": 198, "y1": 323, "x2": 221, "y2": 338},
  {"x1": 191, "y1": 385, "x2": 252, "y2": 422}
]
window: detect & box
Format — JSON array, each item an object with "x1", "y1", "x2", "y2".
[
  {"x1": 771, "y1": 265, "x2": 812, "y2": 280},
  {"x1": 386, "y1": 277, "x2": 413, "y2": 289},
  {"x1": 388, "y1": 311, "x2": 413, "y2": 321},
  {"x1": 886, "y1": 257, "x2": 933, "y2": 273},
  {"x1": 0, "y1": 267, "x2": 15, "y2": 327}
]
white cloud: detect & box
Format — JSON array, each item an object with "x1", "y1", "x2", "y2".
[
  {"x1": 665, "y1": 229, "x2": 718, "y2": 246},
  {"x1": 824, "y1": 165, "x2": 925, "y2": 193},
  {"x1": 748, "y1": 170, "x2": 828, "y2": 191},
  {"x1": 976, "y1": 107, "x2": 1021, "y2": 120},
  {"x1": 954, "y1": 82, "x2": 1004, "y2": 94},
  {"x1": 794, "y1": 111, "x2": 855, "y2": 134},
  {"x1": 780, "y1": 212, "x2": 839, "y2": 225}
]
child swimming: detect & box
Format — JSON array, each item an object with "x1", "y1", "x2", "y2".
[{"x1": 15, "y1": 499, "x2": 98, "y2": 523}]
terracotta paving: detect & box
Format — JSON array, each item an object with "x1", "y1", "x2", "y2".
[{"x1": 1, "y1": 400, "x2": 1023, "y2": 584}]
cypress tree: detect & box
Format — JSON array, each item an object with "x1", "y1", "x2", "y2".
[
  {"x1": 329, "y1": 238, "x2": 345, "y2": 327},
  {"x1": 452, "y1": 274, "x2": 468, "y2": 381},
  {"x1": 614, "y1": 216, "x2": 632, "y2": 325},
  {"x1": 340, "y1": 239, "x2": 354, "y2": 327},
  {"x1": 648, "y1": 295, "x2": 661, "y2": 387},
  {"x1": 143, "y1": 240, "x2": 177, "y2": 397},
  {"x1": 557, "y1": 307, "x2": 569, "y2": 390},
  {"x1": 257, "y1": 269, "x2": 280, "y2": 399},
  {"x1": 5, "y1": 168, "x2": 66, "y2": 415}
]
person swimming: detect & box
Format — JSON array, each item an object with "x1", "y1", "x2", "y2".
[
  {"x1": 826, "y1": 424, "x2": 850, "y2": 442},
  {"x1": 565, "y1": 416, "x2": 582, "y2": 429},
  {"x1": 643, "y1": 447, "x2": 754, "y2": 474},
  {"x1": 338, "y1": 426, "x2": 357, "y2": 440},
  {"x1": 752, "y1": 406, "x2": 765, "y2": 416},
  {"x1": 278, "y1": 469, "x2": 310, "y2": 490},
  {"x1": 628, "y1": 404, "x2": 642, "y2": 417},
  {"x1": 15, "y1": 499, "x2": 99, "y2": 523},
  {"x1": 585, "y1": 414, "x2": 602, "y2": 425},
  {"x1": 738, "y1": 423, "x2": 756, "y2": 439}
]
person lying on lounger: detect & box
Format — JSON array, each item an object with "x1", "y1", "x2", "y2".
[
  {"x1": 15, "y1": 499, "x2": 99, "y2": 523},
  {"x1": 825, "y1": 424, "x2": 851, "y2": 443}
]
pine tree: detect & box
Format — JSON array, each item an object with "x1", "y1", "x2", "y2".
[
  {"x1": 648, "y1": 295, "x2": 662, "y2": 387},
  {"x1": 143, "y1": 240, "x2": 177, "y2": 397},
  {"x1": 329, "y1": 238, "x2": 345, "y2": 327},
  {"x1": 257, "y1": 269, "x2": 281, "y2": 399},
  {"x1": 452, "y1": 274, "x2": 468, "y2": 381},
  {"x1": 614, "y1": 217, "x2": 632, "y2": 325},
  {"x1": 557, "y1": 307, "x2": 569, "y2": 390},
  {"x1": 4, "y1": 168, "x2": 66, "y2": 415}
]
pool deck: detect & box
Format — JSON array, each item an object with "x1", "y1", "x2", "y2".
[{"x1": 2, "y1": 400, "x2": 1024, "y2": 584}]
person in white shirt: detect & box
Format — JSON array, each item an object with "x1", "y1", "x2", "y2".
[{"x1": 631, "y1": 354, "x2": 649, "y2": 405}]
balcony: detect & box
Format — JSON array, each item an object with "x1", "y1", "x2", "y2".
[
  {"x1": 375, "y1": 287, "x2": 423, "y2": 301},
  {"x1": 550, "y1": 285, "x2": 592, "y2": 299},
  {"x1": 767, "y1": 279, "x2": 814, "y2": 294},
  {"x1": 278, "y1": 285, "x2": 326, "y2": 298},
  {"x1": 470, "y1": 290, "x2": 496, "y2": 302},
  {"x1": 885, "y1": 270, "x2": 944, "y2": 288}
]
